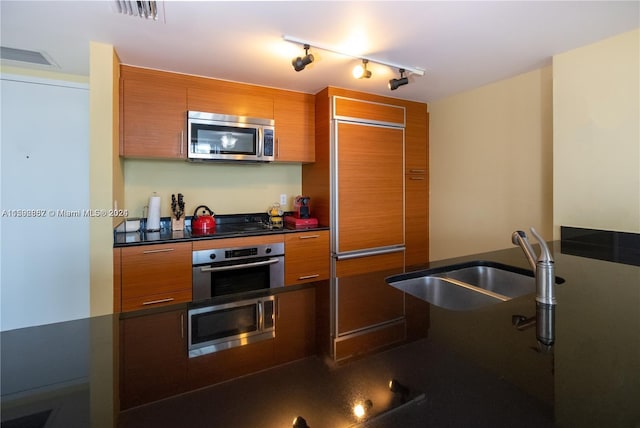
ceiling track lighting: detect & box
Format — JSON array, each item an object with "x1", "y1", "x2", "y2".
[
  {"x1": 388, "y1": 68, "x2": 409, "y2": 91},
  {"x1": 283, "y1": 34, "x2": 424, "y2": 90},
  {"x1": 291, "y1": 44, "x2": 314, "y2": 72},
  {"x1": 352, "y1": 59, "x2": 372, "y2": 79}
]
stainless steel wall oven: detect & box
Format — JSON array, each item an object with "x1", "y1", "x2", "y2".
[{"x1": 192, "y1": 242, "x2": 284, "y2": 301}]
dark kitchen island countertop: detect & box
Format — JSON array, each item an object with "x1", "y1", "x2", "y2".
[{"x1": 2, "y1": 238, "x2": 639, "y2": 427}]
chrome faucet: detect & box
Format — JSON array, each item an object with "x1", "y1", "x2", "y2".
[{"x1": 511, "y1": 227, "x2": 556, "y2": 306}]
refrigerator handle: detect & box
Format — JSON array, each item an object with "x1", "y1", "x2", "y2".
[{"x1": 335, "y1": 246, "x2": 405, "y2": 261}]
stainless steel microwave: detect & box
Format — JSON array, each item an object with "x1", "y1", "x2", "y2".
[{"x1": 187, "y1": 111, "x2": 275, "y2": 162}]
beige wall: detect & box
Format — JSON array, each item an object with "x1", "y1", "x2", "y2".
[
  {"x1": 123, "y1": 159, "x2": 302, "y2": 217},
  {"x1": 553, "y1": 29, "x2": 640, "y2": 237},
  {"x1": 429, "y1": 66, "x2": 553, "y2": 260},
  {"x1": 89, "y1": 42, "x2": 120, "y2": 316}
]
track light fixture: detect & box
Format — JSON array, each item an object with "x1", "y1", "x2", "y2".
[
  {"x1": 292, "y1": 416, "x2": 310, "y2": 428},
  {"x1": 352, "y1": 59, "x2": 372, "y2": 79},
  {"x1": 283, "y1": 35, "x2": 424, "y2": 89},
  {"x1": 388, "y1": 68, "x2": 409, "y2": 91},
  {"x1": 291, "y1": 44, "x2": 314, "y2": 72}
]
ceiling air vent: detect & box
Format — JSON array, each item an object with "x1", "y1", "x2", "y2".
[
  {"x1": 0, "y1": 46, "x2": 57, "y2": 67},
  {"x1": 114, "y1": 1, "x2": 163, "y2": 21}
]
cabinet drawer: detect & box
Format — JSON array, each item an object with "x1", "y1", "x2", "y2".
[
  {"x1": 121, "y1": 242, "x2": 192, "y2": 303},
  {"x1": 121, "y1": 289, "x2": 192, "y2": 312},
  {"x1": 284, "y1": 231, "x2": 330, "y2": 285}
]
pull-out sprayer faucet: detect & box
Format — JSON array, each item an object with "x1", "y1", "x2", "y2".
[
  {"x1": 512, "y1": 227, "x2": 556, "y2": 306},
  {"x1": 512, "y1": 227, "x2": 556, "y2": 349}
]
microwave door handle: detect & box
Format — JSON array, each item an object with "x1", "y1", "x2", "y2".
[
  {"x1": 199, "y1": 257, "x2": 280, "y2": 273},
  {"x1": 257, "y1": 128, "x2": 263, "y2": 158}
]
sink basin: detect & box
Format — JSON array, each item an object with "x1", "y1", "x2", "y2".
[
  {"x1": 390, "y1": 275, "x2": 505, "y2": 311},
  {"x1": 386, "y1": 261, "x2": 565, "y2": 311}
]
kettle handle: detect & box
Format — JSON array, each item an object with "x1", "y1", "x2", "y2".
[{"x1": 192, "y1": 205, "x2": 214, "y2": 219}]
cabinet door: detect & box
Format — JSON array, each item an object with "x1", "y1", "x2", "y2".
[
  {"x1": 273, "y1": 91, "x2": 315, "y2": 162},
  {"x1": 336, "y1": 122, "x2": 404, "y2": 253},
  {"x1": 273, "y1": 288, "x2": 316, "y2": 364},
  {"x1": 120, "y1": 242, "x2": 192, "y2": 311},
  {"x1": 405, "y1": 173, "x2": 429, "y2": 267},
  {"x1": 284, "y1": 231, "x2": 329, "y2": 285},
  {"x1": 120, "y1": 309, "x2": 188, "y2": 409},
  {"x1": 187, "y1": 87, "x2": 273, "y2": 119},
  {"x1": 121, "y1": 77, "x2": 187, "y2": 159}
]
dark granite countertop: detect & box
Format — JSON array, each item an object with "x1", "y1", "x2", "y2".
[
  {"x1": 2, "y1": 237, "x2": 639, "y2": 427},
  {"x1": 113, "y1": 213, "x2": 329, "y2": 247}
]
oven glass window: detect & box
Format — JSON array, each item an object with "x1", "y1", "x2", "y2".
[
  {"x1": 192, "y1": 123, "x2": 257, "y2": 155},
  {"x1": 210, "y1": 262, "x2": 270, "y2": 297},
  {"x1": 192, "y1": 304, "x2": 257, "y2": 344}
]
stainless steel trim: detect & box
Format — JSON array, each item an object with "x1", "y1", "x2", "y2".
[
  {"x1": 180, "y1": 313, "x2": 184, "y2": 339},
  {"x1": 335, "y1": 317, "x2": 406, "y2": 339},
  {"x1": 180, "y1": 130, "x2": 184, "y2": 155},
  {"x1": 335, "y1": 246, "x2": 405, "y2": 261},
  {"x1": 187, "y1": 111, "x2": 275, "y2": 127},
  {"x1": 143, "y1": 248, "x2": 175, "y2": 254},
  {"x1": 199, "y1": 257, "x2": 280, "y2": 273},
  {"x1": 142, "y1": 297, "x2": 174, "y2": 305},
  {"x1": 298, "y1": 274, "x2": 320, "y2": 280},
  {"x1": 257, "y1": 301, "x2": 263, "y2": 331}
]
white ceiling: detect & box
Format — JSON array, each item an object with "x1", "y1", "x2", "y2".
[{"x1": 1, "y1": 1, "x2": 638, "y2": 102}]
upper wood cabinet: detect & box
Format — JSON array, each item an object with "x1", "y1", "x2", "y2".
[
  {"x1": 120, "y1": 66, "x2": 187, "y2": 159},
  {"x1": 405, "y1": 103, "x2": 429, "y2": 173},
  {"x1": 273, "y1": 91, "x2": 315, "y2": 163},
  {"x1": 187, "y1": 87, "x2": 274, "y2": 119},
  {"x1": 120, "y1": 65, "x2": 314, "y2": 163}
]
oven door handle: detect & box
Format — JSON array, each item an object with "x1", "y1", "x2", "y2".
[{"x1": 199, "y1": 257, "x2": 281, "y2": 273}]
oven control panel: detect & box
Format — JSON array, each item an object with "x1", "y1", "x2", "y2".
[{"x1": 193, "y1": 242, "x2": 284, "y2": 265}]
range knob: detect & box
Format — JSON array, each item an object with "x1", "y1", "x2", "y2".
[
  {"x1": 265, "y1": 247, "x2": 272, "y2": 254},
  {"x1": 209, "y1": 253, "x2": 217, "y2": 260}
]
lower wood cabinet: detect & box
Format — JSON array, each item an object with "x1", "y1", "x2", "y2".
[
  {"x1": 119, "y1": 242, "x2": 192, "y2": 312},
  {"x1": 119, "y1": 309, "x2": 188, "y2": 410},
  {"x1": 284, "y1": 230, "x2": 330, "y2": 285}
]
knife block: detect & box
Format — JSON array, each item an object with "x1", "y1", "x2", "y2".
[{"x1": 171, "y1": 217, "x2": 184, "y2": 231}]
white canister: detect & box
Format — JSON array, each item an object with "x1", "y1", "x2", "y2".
[{"x1": 146, "y1": 194, "x2": 161, "y2": 231}]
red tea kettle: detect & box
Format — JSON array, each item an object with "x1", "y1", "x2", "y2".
[{"x1": 192, "y1": 205, "x2": 216, "y2": 232}]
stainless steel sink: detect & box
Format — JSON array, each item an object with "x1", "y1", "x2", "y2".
[{"x1": 386, "y1": 261, "x2": 564, "y2": 311}]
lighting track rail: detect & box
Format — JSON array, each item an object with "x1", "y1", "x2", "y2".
[{"x1": 282, "y1": 34, "x2": 425, "y2": 77}]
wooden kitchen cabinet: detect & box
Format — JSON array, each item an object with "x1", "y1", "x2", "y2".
[
  {"x1": 120, "y1": 242, "x2": 192, "y2": 312},
  {"x1": 273, "y1": 287, "x2": 316, "y2": 364},
  {"x1": 405, "y1": 107, "x2": 429, "y2": 268},
  {"x1": 120, "y1": 66, "x2": 188, "y2": 159},
  {"x1": 119, "y1": 308, "x2": 188, "y2": 410},
  {"x1": 187, "y1": 86, "x2": 274, "y2": 119},
  {"x1": 273, "y1": 91, "x2": 315, "y2": 162},
  {"x1": 284, "y1": 230, "x2": 330, "y2": 285}
]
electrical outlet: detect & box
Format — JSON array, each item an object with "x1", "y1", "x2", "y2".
[{"x1": 280, "y1": 194, "x2": 287, "y2": 206}]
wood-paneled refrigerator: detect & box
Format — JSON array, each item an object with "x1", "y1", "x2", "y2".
[{"x1": 304, "y1": 91, "x2": 408, "y2": 362}]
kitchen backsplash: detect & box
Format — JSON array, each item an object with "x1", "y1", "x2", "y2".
[{"x1": 123, "y1": 159, "x2": 302, "y2": 218}]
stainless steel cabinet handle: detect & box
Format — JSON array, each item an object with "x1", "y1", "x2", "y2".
[
  {"x1": 142, "y1": 248, "x2": 175, "y2": 254},
  {"x1": 142, "y1": 297, "x2": 174, "y2": 305},
  {"x1": 409, "y1": 176, "x2": 425, "y2": 180},
  {"x1": 180, "y1": 313, "x2": 184, "y2": 339},
  {"x1": 299, "y1": 234, "x2": 320, "y2": 239},
  {"x1": 298, "y1": 274, "x2": 320, "y2": 280},
  {"x1": 409, "y1": 169, "x2": 426, "y2": 174},
  {"x1": 200, "y1": 257, "x2": 280, "y2": 273},
  {"x1": 180, "y1": 130, "x2": 184, "y2": 155}
]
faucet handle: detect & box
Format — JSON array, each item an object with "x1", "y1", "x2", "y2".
[{"x1": 530, "y1": 227, "x2": 553, "y2": 263}]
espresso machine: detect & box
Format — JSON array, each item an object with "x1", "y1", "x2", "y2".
[{"x1": 285, "y1": 195, "x2": 318, "y2": 228}]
